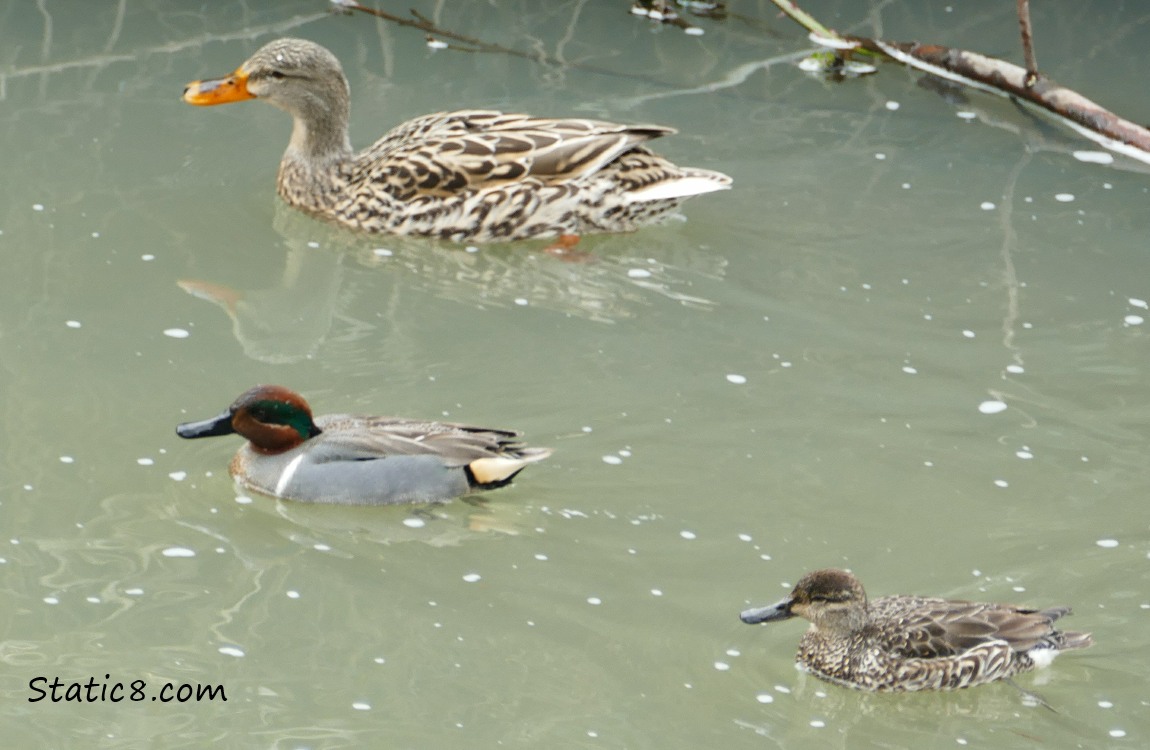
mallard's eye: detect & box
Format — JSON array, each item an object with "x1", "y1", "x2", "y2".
[{"x1": 268, "y1": 70, "x2": 286, "y2": 80}]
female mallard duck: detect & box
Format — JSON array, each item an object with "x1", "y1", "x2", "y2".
[
  {"x1": 176, "y1": 385, "x2": 551, "y2": 505},
  {"x1": 740, "y1": 569, "x2": 1093, "y2": 692},
  {"x1": 183, "y1": 38, "x2": 732, "y2": 242}
]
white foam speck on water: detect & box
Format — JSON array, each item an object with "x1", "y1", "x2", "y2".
[
  {"x1": 372, "y1": 248, "x2": 393, "y2": 257},
  {"x1": 680, "y1": 530, "x2": 696, "y2": 540},
  {"x1": 875, "y1": 153, "x2": 886, "y2": 160},
  {"x1": 59, "y1": 456, "x2": 74, "y2": 464},
  {"x1": 1054, "y1": 193, "x2": 1075, "y2": 202},
  {"x1": 374, "y1": 657, "x2": 386, "y2": 664},
  {"x1": 313, "y1": 543, "x2": 331, "y2": 552},
  {"x1": 218, "y1": 646, "x2": 245, "y2": 658},
  {"x1": 726, "y1": 648, "x2": 740, "y2": 657},
  {"x1": 65, "y1": 320, "x2": 81, "y2": 329},
  {"x1": 618, "y1": 449, "x2": 632, "y2": 458},
  {"x1": 602, "y1": 455, "x2": 623, "y2": 465},
  {"x1": 902, "y1": 366, "x2": 917, "y2": 374},
  {"x1": 756, "y1": 693, "x2": 774, "y2": 704},
  {"x1": 1012, "y1": 586, "x2": 1025, "y2": 592},
  {"x1": 1124, "y1": 315, "x2": 1143, "y2": 325},
  {"x1": 1109, "y1": 730, "x2": 1126, "y2": 738},
  {"x1": 582, "y1": 426, "x2": 592, "y2": 433},
  {"x1": 352, "y1": 701, "x2": 372, "y2": 710},
  {"x1": 956, "y1": 111, "x2": 976, "y2": 120},
  {"x1": 137, "y1": 458, "x2": 153, "y2": 466},
  {"x1": 628, "y1": 268, "x2": 652, "y2": 279},
  {"x1": 1072, "y1": 150, "x2": 1113, "y2": 164},
  {"x1": 1098, "y1": 700, "x2": 1113, "y2": 708},
  {"x1": 533, "y1": 553, "x2": 548, "y2": 561},
  {"x1": 587, "y1": 596, "x2": 602, "y2": 605},
  {"x1": 1016, "y1": 450, "x2": 1033, "y2": 459},
  {"x1": 726, "y1": 374, "x2": 747, "y2": 384},
  {"x1": 684, "y1": 26, "x2": 704, "y2": 36},
  {"x1": 651, "y1": 589, "x2": 663, "y2": 596},
  {"x1": 902, "y1": 183, "x2": 911, "y2": 189},
  {"x1": 465, "y1": 245, "x2": 479, "y2": 254},
  {"x1": 141, "y1": 253, "x2": 154, "y2": 261},
  {"x1": 978, "y1": 400, "x2": 1007, "y2": 414},
  {"x1": 980, "y1": 201, "x2": 996, "y2": 211},
  {"x1": 738, "y1": 533, "x2": 752, "y2": 542},
  {"x1": 286, "y1": 590, "x2": 300, "y2": 599},
  {"x1": 162, "y1": 547, "x2": 195, "y2": 558},
  {"x1": 514, "y1": 298, "x2": 528, "y2": 306},
  {"x1": 885, "y1": 100, "x2": 900, "y2": 110},
  {"x1": 1096, "y1": 539, "x2": 1119, "y2": 548},
  {"x1": 163, "y1": 328, "x2": 190, "y2": 339},
  {"x1": 306, "y1": 241, "x2": 320, "y2": 249},
  {"x1": 86, "y1": 596, "x2": 100, "y2": 603},
  {"x1": 994, "y1": 479, "x2": 1009, "y2": 488},
  {"x1": 32, "y1": 203, "x2": 44, "y2": 211},
  {"x1": 1006, "y1": 364, "x2": 1024, "y2": 374},
  {"x1": 125, "y1": 587, "x2": 144, "y2": 596},
  {"x1": 235, "y1": 495, "x2": 252, "y2": 505},
  {"x1": 774, "y1": 685, "x2": 791, "y2": 694},
  {"x1": 403, "y1": 517, "x2": 425, "y2": 528},
  {"x1": 1129, "y1": 298, "x2": 1148, "y2": 309},
  {"x1": 462, "y1": 573, "x2": 481, "y2": 583},
  {"x1": 962, "y1": 330, "x2": 975, "y2": 338},
  {"x1": 714, "y1": 661, "x2": 730, "y2": 671},
  {"x1": 810, "y1": 719, "x2": 826, "y2": 728}
]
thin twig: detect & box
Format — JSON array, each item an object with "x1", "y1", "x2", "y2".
[
  {"x1": 768, "y1": 0, "x2": 838, "y2": 41},
  {"x1": 333, "y1": 0, "x2": 710, "y2": 91},
  {"x1": 1016, "y1": 0, "x2": 1038, "y2": 87}
]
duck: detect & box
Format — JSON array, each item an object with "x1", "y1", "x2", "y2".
[
  {"x1": 175, "y1": 384, "x2": 552, "y2": 505},
  {"x1": 740, "y1": 568, "x2": 1093, "y2": 692},
  {"x1": 182, "y1": 38, "x2": 732, "y2": 243}
]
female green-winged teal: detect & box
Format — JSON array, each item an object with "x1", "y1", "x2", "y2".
[
  {"x1": 740, "y1": 568, "x2": 1092, "y2": 692},
  {"x1": 176, "y1": 385, "x2": 551, "y2": 505},
  {"x1": 182, "y1": 38, "x2": 731, "y2": 242}
]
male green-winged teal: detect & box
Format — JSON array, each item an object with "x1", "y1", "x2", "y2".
[
  {"x1": 176, "y1": 385, "x2": 551, "y2": 505},
  {"x1": 740, "y1": 568, "x2": 1092, "y2": 692},
  {"x1": 182, "y1": 38, "x2": 731, "y2": 242}
]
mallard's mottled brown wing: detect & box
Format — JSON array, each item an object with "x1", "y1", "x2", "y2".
[
  {"x1": 354, "y1": 110, "x2": 676, "y2": 200},
  {"x1": 311, "y1": 413, "x2": 548, "y2": 467}
]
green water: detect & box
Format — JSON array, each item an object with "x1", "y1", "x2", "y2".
[{"x1": 1, "y1": 1, "x2": 1147, "y2": 747}]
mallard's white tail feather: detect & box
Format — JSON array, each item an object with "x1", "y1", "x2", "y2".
[{"x1": 627, "y1": 171, "x2": 732, "y2": 203}]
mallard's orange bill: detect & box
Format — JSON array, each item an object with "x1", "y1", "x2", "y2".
[{"x1": 182, "y1": 69, "x2": 253, "y2": 106}]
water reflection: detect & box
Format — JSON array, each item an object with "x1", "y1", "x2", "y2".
[{"x1": 178, "y1": 202, "x2": 728, "y2": 363}]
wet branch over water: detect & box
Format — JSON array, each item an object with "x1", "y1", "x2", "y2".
[{"x1": 767, "y1": 0, "x2": 1150, "y2": 165}]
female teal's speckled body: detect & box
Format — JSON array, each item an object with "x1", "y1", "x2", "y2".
[{"x1": 741, "y1": 569, "x2": 1092, "y2": 692}]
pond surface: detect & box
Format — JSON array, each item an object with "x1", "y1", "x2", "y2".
[{"x1": 1, "y1": 1, "x2": 1147, "y2": 747}]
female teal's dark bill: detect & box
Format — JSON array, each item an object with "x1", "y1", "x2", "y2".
[
  {"x1": 741, "y1": 568, "x2": 1092, "y2": 692},
  {"x1": 176, "y1": 385, "x2": 551, "y2": 505}
]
